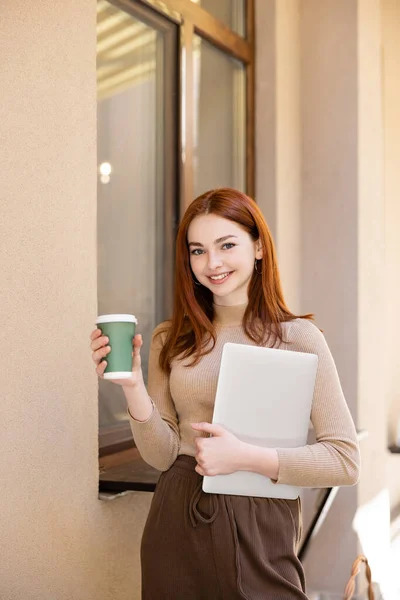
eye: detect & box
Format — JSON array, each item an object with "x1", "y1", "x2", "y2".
[
  {"x1": 190, "y1": 248, "x2": 204, "y2": 255},
  {"x1": 222, "y1": 242, "x2": 235, "y2": 250}
]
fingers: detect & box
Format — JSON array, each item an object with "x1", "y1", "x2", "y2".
[
  {"x1": 90, "y1": 329, "x2": 108, "y2": 351},
  {"x1": 132, "y1": 334, "x2": 143, "y2": 360},
  {"x1": 195, "y1": 464, "x2": 206, "y2": 477},
  {"x1": 191, "y1": 422, "x2": 224, "y2": 436},
  {"x1": 90, "y1": 328, "x2": 111, "y2": 368},
  {"x1": 91, "y1": 338, "x2": 109, "y2": 354},
  {"x1": 132, "y1": 334, "x2": 143, "y2": 351},
  {"x1": 90, "y1": 329, "x2": 110, "y2": 364},
  {"x1": 96, "y1": 359, "x2": 107, "y2": 378},
  {"x1": 91, "y1": 330, "x2": 142, "y2": 374},
  {"x1": 92, "y1": 345, "x2": 111, "y2": 365},
  {"x1": 90, "y1": 328, "x2": 102, "y2": 342}
]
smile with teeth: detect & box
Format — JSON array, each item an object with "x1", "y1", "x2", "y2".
[{"x1": 209, "y1": 272, "x2": 233, "y2": 281}]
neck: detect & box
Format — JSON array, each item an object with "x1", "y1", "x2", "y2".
[{"x1": 213, "y1": 302, "x2": 248, "y2": 326}]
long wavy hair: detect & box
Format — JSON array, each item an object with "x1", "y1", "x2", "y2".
[{"x1": 158, "y1": 188, "x2": 313, "y2": 372}]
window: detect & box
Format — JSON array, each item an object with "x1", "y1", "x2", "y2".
[
  {"x1": 193, "y1": 35, "x2": 246, "y2": 196},
  {"x1": 97, "y1": 0, "x2": 254, "y2": 491},
  {"x1": 188, "y1": 0, "x2": 246, "y2": 37},
  {"x1": 97, "y1": 0, "x2": 178, "y2": 457}
]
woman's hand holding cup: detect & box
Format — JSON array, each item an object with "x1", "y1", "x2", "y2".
[{"x1": 90, "y1": 314, "x2": 143, "y2": 387}]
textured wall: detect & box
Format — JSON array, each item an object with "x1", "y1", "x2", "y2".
[
  {"x1": 255, "y1": 0, "x2": 302, "y2": 314},
  {"x1": 299, "y1": 0, "x2": 359, "y2": 591},
  {"x1": 0, "y1": 2, "x2": 151, "y2": 599},
  {"x1": 259, "y1": 0, "x2": 398, "y2": 593},
  {"x1": 2, "y1": 1, "x2": 399, "y2": 599},
  {"x1": 382, "y1": 0, "x2": 400, "y2": 507},
  {"x1": 356, "y1": 0, "x2": 386, "y2": 508}
]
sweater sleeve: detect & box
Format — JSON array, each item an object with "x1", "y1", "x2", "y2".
[
  {"x1": 128, "y1": 322, "x2": 180, "y2": 471},
  {"x1": 275, "y1": 319, "x2": 360, "y2": 487}
]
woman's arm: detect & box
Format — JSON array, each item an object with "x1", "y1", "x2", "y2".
[
  {"x1": 126, "y1": 323, "x2": 180, "y2": 471},
  {"x1": 270, "y1": 319, "x2": 360, "y2": 487},
  {"x1": 237, "y1": 445, "x2": 280, "y2": 480},
  {"x1": 192, "y1": 320, "x2": 360, "y2": 487}
]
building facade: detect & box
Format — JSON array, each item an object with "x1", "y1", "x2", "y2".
[{"x1": 1, "y1": 0, "x2": 399, "y2": 597}]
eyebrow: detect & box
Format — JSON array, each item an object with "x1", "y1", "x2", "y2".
[{"x1": 188, "y1": 235, "x2": 238, "y2": 248}]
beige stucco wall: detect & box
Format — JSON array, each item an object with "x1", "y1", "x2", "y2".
[
  {"x1": 0, "y1": 2, "x2": 151, "y2": 599},
  {"x1": 2, "y1": 0, "x2": 399, "y2": 599},
  {"x1": 298, "y1": 0, "x2": 360, "y2": 590},
  {"x1": 256, "y1": 0, "x2": 301, "y2": 314},
  {"x1": 357, "y1": 0, "x2": 387, "y2": 509},
  {"x1": 382, "y1": 0, "x2": 400, "y2": 506},
  {"x1": 257, "y1": 0, "x2": 360, "y2": 591},
  {"x1": 257, "y1": 0, "x2": 400, "y2": 593}
]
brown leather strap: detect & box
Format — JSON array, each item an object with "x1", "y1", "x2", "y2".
[{"x1": 343, "y1": 555, "x2": 375, "y2": 600}]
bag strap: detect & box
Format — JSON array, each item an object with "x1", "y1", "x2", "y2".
[{"x1": 343, "y1": 555, "x2": 375, "y2": 600}]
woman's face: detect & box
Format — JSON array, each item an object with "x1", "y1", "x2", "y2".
[{"x1": 187, "y1": 214, "x2": 263, "y2": 306}]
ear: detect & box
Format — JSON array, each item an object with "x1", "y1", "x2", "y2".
[{"x1": 255, "y1": 239, "x2": 263, "y2": 260}]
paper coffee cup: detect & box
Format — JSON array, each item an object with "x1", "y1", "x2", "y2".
[{"x1": 96, "y1": 314, "x2": 138, "y2": 379}]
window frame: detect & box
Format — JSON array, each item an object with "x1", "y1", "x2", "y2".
[
  {"x1": 114, "y1": 0, "x2": 255, "y2": 209},
  {"x1": 98, "y1": 0, "x2": 179, "y2": 456},
  {"x1": 97, "y1": 0, "x2": 255, "y2": 469}
]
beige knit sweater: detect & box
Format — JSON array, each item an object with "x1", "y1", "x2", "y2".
[{"x1": 128, "y1": 303, "x2": 360, "y2": 487}]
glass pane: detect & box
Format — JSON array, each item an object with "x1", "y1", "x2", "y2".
[
  {"x1": 190, "y1": 0, "x2": 245, "y2": 37},
  {"x1": 193, "y1": 36, "x2": 246, "y2": 198},
  {"x1": 97, "y1": 1, "x2": 164, "y2": 428}
]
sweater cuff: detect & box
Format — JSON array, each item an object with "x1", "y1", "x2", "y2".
[
  {"x1": 274, "y1": 448, "x2": 289, "y2": 485},
  {"x1": 126, "y1": 398, "x2": 155, "y2": 424}
]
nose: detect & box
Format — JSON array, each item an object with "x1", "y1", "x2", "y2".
[{"x1": 207, "y1": 250, "x2": 223, "y2": 271}]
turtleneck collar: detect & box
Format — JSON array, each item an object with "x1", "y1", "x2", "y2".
[{"x1": 213, "y1": 302, "x2": 248, "y2": 326}]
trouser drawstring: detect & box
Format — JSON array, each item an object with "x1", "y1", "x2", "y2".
[{"x1": 189, "y1": 481, "x2": 219, "y2": 527}]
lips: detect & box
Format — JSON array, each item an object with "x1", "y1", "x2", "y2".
[{"x1": 207, "y1": 271, "x2": 234, "y2": 285}]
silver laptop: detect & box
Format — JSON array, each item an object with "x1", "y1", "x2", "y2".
[{"x1": 202, "y1": 342, "x2": 318, "y2": 499}]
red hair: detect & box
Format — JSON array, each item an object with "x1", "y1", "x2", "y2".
[{"x1": 159, "y1": 188, "x2": 313, "y2": 372}]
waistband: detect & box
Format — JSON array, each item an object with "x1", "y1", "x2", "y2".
[{"x1": 169, "y1": 454, "x2": 200, "y2": 478}]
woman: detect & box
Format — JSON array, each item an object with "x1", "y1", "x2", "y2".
[{"x1": 90, "y1": 188, "x2": 360, "y2": 599}]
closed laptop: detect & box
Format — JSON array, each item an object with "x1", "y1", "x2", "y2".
[{"x1": 202, "y1": 342, "x2": 318, "y2": 499}]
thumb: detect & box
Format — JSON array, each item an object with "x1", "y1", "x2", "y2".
[
  {"x1": 132, "y1": 334, "x2": 143, "y2": 357},
  {"x1": 191, "y1": 422, "x2": 225, "y2": 436}
]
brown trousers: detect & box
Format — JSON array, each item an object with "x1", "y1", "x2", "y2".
[{"x1": 141, "y1": 455, "x2": 308, "y2": 600}]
